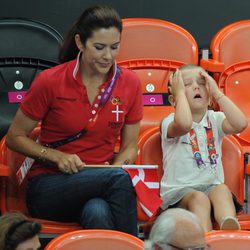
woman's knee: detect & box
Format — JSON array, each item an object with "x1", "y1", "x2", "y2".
[
  {"x1": 82, "y1": 198, "x2": 111, "y2": 217},
  {"x1": 111, "y1": 168, "x2": 130, "y2": 179},
  {"x1": 81, "y1": 198, "x2": 114, "y2": 229},
  {"x1": 109, "y1": 169, "x2": 134, "y2": 190}
]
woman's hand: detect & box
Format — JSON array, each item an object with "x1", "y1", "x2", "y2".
[{"x1": 53, "y1": 151, "x2": 86, "y2": 174}]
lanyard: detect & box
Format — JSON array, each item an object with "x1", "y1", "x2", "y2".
[
  {"x1": 85, "y1": 63, "x2": 121, "y2": 131},
  {"x1": 46, "y1": 64, "x2": 121, "y2": 148},
  {"x1": 189, "y1": 118, "x2": 217, "y2": 168}
]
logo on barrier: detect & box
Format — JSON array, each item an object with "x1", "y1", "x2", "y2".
[{"x1": 8, "y1": 91, "x2": 27, "y2": 103}]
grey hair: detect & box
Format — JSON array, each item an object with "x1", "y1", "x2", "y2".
[{"x1": 144, "y1": 208, "x2": 202, "y2": 250}]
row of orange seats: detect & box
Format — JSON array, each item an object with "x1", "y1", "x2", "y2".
[
  {"x1": 44, "y1": 229, "x2": 250, "y2": 250},
  {"x1": 1, "y1": 17, "x2": 250, "y2": 239},
  {"x1": 118, "y1": 19, "x2": 250, "y2": 228}
]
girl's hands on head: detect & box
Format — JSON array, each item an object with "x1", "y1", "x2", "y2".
[
  {"x1": 169, "y1": 69, "x2": 185, "y2": 98},
  {"x1": 199, "y1": 70, "x2": 221, "y2": 98}
]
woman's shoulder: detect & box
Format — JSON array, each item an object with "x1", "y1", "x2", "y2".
[
  {"x1": 40, "y1": 60, "x2": 73, "y2": 78},
  {"x1": 29, "y1": 60, "x2": 75, "y2": 94},
  {"x1": 33, "y1": 60, "x2": 75, "y2": 88}
]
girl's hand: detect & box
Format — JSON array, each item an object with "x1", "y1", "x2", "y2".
[
  {"x1": 169, "y1": 69, "x2": 185, "y2": 98},
  {"x1": 199, "y1": 71, "x2": 221, "y2": 98}
]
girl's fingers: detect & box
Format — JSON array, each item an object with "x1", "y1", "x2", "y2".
[{"x1": 169, "y1": 73, "x2": 173, "y2": 84}]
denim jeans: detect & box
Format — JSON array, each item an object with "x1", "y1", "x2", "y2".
[{"x1": 26, "y1": 168, "x2": 138, "y2": 236}]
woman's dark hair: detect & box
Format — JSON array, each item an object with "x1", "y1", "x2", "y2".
[
  {"x1": 59, "y1": 4, "x2": 122, "y2": 63},
  {"x1": 0, "y1": 212, "x2": 41, "y2": 250}
]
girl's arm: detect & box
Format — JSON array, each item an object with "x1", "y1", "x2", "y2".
[
  {"x1": 201, "y1": 71, "x2": 248, "y2": 134},
  {"x1": 166, "y1": 70, "x2": 193, "y2": 138},
  {"x1": 216, "y1": 92, "x2": 247, "y2": 134}
]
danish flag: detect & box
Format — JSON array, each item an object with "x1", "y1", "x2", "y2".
[{"x1": 125, "y1": 168, "x2": 162, "y2": 218}]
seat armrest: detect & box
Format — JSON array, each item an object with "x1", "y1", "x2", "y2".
[{"x1": 200, "y1": 59, "x2": 225, "y2": 72}]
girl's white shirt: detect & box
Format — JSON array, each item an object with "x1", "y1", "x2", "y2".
[{"x1": 160, "y1": 110, "x2": 226, "y2": 208}]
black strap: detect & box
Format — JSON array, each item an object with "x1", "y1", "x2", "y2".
[{"x1": 45, "y1": 129, "x2": 87, "y2": 148}]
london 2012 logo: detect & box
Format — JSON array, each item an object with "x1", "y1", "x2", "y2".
[{"x1": 110, "y1": 96, "x2": 124, "y2": 122}]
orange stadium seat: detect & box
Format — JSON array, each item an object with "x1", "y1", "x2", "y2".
[
  {"x1": 118, "y1": 59, "x2": 182, "y2": 134},
  {"x1": 117, "y1": 18, "x2": 198, "y2": 134},
  {"x1": 199, "y1": 20, "x2": 250, "y2": 214},
  {"x1": 210, "y1": 20, "x2": 250, "y2": 68},
  {"x1": 118, "y1": 18, "x2": 198, "y2": 63},
  {"x1": 0, "y1": 18, "x2": 63, "y2": 140},
  {"x1": 216, "y1": 61, "x2": 250, "y2": 213},
  {"x1": 217, "y1": 61, "x2": 250, "y2": 152},
  {"x1": 0, "y1": 127, "x2": 81, "y2": 239},
  {"x1": 200, "y1": 20, "x2": 250, "y2": 73},
  {"x1": 136, "y1": 126, "x2": 250, "y2": 230},
  {"x1": 44, "y1": 229, "x2": 144, "y2": 250},
  {"x1": 206, "y1": 230, "x2": 250, "y2": 250}
]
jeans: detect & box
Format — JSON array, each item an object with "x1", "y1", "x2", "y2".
[{"x1": 26, "y1": 168, "x2": 138, "y2": 236}]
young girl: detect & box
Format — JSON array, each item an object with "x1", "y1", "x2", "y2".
[{"x1": 161, "y1": 64, "x2": 247, "y2": 232}]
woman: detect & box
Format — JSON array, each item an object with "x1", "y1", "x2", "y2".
[{"x1": 6, "y1": 5, "x2": 143, "y2": 236}]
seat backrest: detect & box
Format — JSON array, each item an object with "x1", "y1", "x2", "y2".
[
  {"x1": 0, "y1": 127, "x2": 41, "y2": 214},
  {"x1": 107, "y1": 62, "x2": 174, "y2": 152},
  {"x1": 206, "y1": 230, "x2": 250, "y2": 250},
  {"x1": 211, "y1": 20, "x2": 250, "y2": 68},
  {"x1": 119, "y1": 59, "x2": 181, "y2": 134},
  {"x1": 136, "y1": 127, "x2": 163, "y2": 178},
  {"x1": 135, "y1": 127, "x2": 162, "y2": 222},
  {"x1": 0, "y1": 59, "x2": 54, "y2": 139},
  {"x1": 117, "y1": 19, "x2": 198, "y2": 134},
  {"x1": 0, "y1": 18, "x2": 63, "y2": 62},
  {"x1": 218, "y1": 61, "x2": 250, "y2": 148},
  {"x1": 45, "y1": 229, "x2": 144, "y2": 250},
  {"x1": 118, "y1": 18, "x2": 198, "y2": 64},
  {"x1": 221, "y1": 135, "x2": 244, "y2": 203},
  {"x1": 137, "y1": 127, "x2": 244, "y2": 203},
  {"x1": 0, "y1": 18, "x2": 63, "y2": 139}
]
